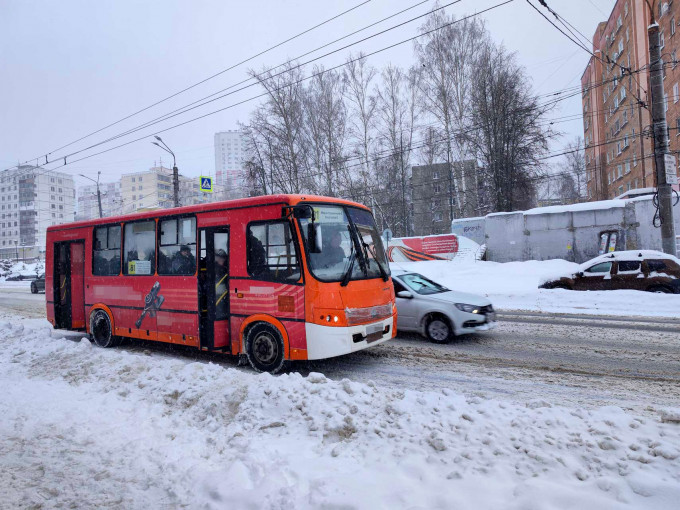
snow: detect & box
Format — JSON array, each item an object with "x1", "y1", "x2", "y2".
[
  {"x1": 523, "y1": 199, "x2": 627, "y2": 215},
  {"x1": 390, "y1": 258, "x2": 680, "y2": 318},
  {"x1": 0, "y1": 259, "x2": 43, "y2": 281},
  {"x1": 580, "y1": 250, "x2": 680, "y2": 269},
  {"x1": 1, "y1": 317, "x2": 679, "y2": 509}
]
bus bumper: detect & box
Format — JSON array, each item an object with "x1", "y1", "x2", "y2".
[{"x1": 305, "y1": 317, "x2": 393, "y2": 360}]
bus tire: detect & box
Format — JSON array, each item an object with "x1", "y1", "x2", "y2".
[
  {"x1": 90, "y1": 309, "x2": 120, "y2": 348},
  {"x1": 245, "y1": 322, "x2": 286, "y2": 374}
]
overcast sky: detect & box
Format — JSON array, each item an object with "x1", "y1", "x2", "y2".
[{"x1": 0, "y1": 0, "x2": 615, "y2": 189}]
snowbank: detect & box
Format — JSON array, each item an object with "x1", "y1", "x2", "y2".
[
  {"x1": 0, "y1": 259, "x2": 43, "y2": 280},
  {"x1": 391, "y1": 259, "x2": 680, "y2": 317},
  {"x1": 1, "y1": 319, "x2": 679, "y2": 508}
]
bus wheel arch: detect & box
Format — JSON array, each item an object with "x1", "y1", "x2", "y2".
[
  {"x1": 88, "y1": 305, "x2": 120, "y2": 348},
  {"x1": 240, "y1": 316, "x2": 289, "y2": 373}
]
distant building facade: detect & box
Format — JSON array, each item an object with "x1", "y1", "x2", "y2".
[
  {"x1": 0, "y1": 165, "x2": 75, "y2": 259},
  {"x1": 411, "y1": 161, "x2": 479, "y2": 236},
  {"x1": 214, "y1": 130, "x2": 247, "y2": 199},
  {"x1": 582, "y1": 0, "x2": 680, "y2": 201},
  {"x1": 120, "y1": 166, "x2": 223, "y2": 214},
  {"x1": 76, "y1": 181, "x2": 121, "y2": 220}
]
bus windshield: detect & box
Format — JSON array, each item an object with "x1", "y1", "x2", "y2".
[{"x1": 298, "y1": 204, "x2": 390, "y2": 283}]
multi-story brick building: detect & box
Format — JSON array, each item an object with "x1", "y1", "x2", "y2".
[
  {"x1": 76, "y1": 181, "x2": 121, "y2": 221},
  {"x1": 214, "y1": 130, "x2": 247, "y2": 199},
  {"x1": 582, "y1": 0, "x2": 680, "y2": 201}
]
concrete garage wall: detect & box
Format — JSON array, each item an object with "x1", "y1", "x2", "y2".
[
  {"x1": 450, "y1": 217, "x2": 486, "y2": 246},
  {"x1": 451, "y1": 196, "x2": 680, "y2": 263}
]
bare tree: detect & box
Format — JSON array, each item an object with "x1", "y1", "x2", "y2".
[
  {"x1": 374, "y1": 64, "x2": 419, "y2": 236},
  {"x1": 466, "y1": 43, "x2": 553, "y2": 213},
  {"x1": 557, "y1": 137, "x2": 586, "y2": 202},
  {"x1": 414, "y1": 8, "x2": 485, "y2": 218},
  {"x1": 246, "y1": 62, "x2": 308, "y2": 193},
  {"x1": 303, "y1": 66, "x2": 347, "y2": 196}
]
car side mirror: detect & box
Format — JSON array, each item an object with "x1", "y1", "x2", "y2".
[
  {"x1": 397, "y1": 290, "x2": 413, "y2": 299},
  {"x1": 307, "y1": 223, "x2": 323, "y2": 254},
  {"x1": 576, "y1": 271, "x2": 584, "y2": 278}
]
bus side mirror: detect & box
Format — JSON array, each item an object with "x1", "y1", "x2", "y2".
[{"x1": 308, "y1": 223, "x2": 323, "y2": 253}]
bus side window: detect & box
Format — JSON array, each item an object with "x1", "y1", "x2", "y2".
[
  {"x1": 93, "y1": 225, "x2": 121, "y2": 276},
  {"x1": 123, "y1": 221, "x2": 156, "y2": 275},
  {"x1": 247, "y1": 221, "x2": 300, "y2": 282},
  {"x1": 158, "y1": 217, "x2": 196, "y2": 276}
]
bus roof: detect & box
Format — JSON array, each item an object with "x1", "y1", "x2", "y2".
[{"x1": 47, "y1": 194, "x2": 371, "y2": 232}]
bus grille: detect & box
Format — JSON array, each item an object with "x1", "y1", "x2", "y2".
[{"x1": 345, "y1": 303, "x2": 393, "y2": 326}]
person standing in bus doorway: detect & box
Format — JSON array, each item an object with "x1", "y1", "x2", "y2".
[
  {"x1": 171, "y1": 245, "x2": 196, "y2": 275},
  {"x1": 214, "y1": 248, "x2": 228, "y2": 316}
]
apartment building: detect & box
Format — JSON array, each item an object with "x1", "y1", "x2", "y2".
[
  {"x1": 0, "y1": 165, "x2": 75, "y2": 259},
  {"x1": 214, "y1": 130, "x2": 247, "y2": 199},
  {"x1": 582, "y1": 0, "x2": 680, "y2": 200},
  {"x1": 76, "y1": 181, "x2": 121, "y2": 220},
  {"x1": 120, "y1": 166, "x2": 222, "y2": 214}
]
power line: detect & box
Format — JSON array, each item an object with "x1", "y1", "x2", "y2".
[{"x1": 11, "y1": 0, "x2": 373, "y2": 169}]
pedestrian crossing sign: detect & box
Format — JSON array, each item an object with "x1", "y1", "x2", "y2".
[{"x1": 199, "y1": 176, "x2": 213, "y2": 193}]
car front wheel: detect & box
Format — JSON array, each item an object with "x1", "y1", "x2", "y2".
[
  {"x1": 30, "y1": 282, "x2": 38, "y2": 294},
  {"x1": 425, "y1": 315, "x2": 453, "y2": 344},
  {"x1": 647, "y1": 285, "x2": 671, "y2": 294}
]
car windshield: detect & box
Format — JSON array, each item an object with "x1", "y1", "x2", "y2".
[
  {"x1": 400, "y1": 273, "x2": 449, "y2": 295},
  {"x1": 298, "y1": 204, "x2": 390, "y2": 283}
]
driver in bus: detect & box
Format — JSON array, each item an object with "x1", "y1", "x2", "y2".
[{"x1": 318, "y1": 229, "x2": 345, "y2": 268}]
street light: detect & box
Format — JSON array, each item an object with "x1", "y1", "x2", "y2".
[
  {"x1": 151, "y1": 136, "x2": 180, "y2": 207},
  {"x1": 14, "y1": 240, "x2": 18, "y2": 261},
  {"x1": 79, "y1": 171, "x2": 103, "y2": 218}
]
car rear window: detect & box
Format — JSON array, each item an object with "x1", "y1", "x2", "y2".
[{"x1": 647, "y1": 260, "x2": 667, "y2": 272}]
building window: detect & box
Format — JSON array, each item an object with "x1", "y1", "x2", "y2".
[
  {"x1": 433, "y1": 183, "x2": 441, "y2": 193},
  {"x1": 660, "y1": 30, "x2": 665, "y2": 49},
  {"x1": 674, "y1": 83, "x2": 679, "y2": 103},
  {"x1": 673, "y1": 17, "x2": 677, "y2": 36}
]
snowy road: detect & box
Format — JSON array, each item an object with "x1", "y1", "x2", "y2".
[
  {"x1": 2, "y1": 290, "x2": 680, "y2": 508},
  {"x1": 6, "y1": 289, "x2": 678, "y2": 415}
]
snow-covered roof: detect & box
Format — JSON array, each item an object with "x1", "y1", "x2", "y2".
[
  {"x1": 524, "y1": 199, "x2": 627, "y2": 216},
  {"x1": 580, "y1": 250, "x2": 680, "y2": 269}
]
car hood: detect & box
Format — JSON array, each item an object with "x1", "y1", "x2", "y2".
[{"x1": 421, "y1": 289, "x2": 492, "y2": 307}]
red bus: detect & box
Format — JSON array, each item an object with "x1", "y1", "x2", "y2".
[{"x1": 46, "y1": 194, "x2": 396, "y2": 372}]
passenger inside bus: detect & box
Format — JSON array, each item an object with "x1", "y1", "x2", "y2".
[
  {"x1": 247, "y1": 230, "x2": 267, "y2": 277},
  {"x1": 171, "y1": 245, "x2": 196, "y2": 275},
  {"x1": 214, "y1": 248, "x2": 228, "y2": 316}
]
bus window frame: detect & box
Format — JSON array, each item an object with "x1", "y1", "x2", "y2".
[
  {"x1": 246, "y1": 218, "x2": 303, "y2": 284},
  {"x1": 91, "y1": 223, "x2": 123, "y2": 276},
  {"x1": 156, "y1": 213, "x2": 198, "y2": 277},
  {"x1": 122, "y1": 218, "x2": 158, "y2": 276},
  {"x1": 296, "y1": 202, "x2": 388, "y2": 285}
]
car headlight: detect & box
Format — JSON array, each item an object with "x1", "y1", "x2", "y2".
[{"x1": 455, "y1": 303, "x2": 480, "y2": 314}]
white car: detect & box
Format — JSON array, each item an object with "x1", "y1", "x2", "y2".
[{"x1": 392, "y1": 271, "x2": 496, "y2": 343}]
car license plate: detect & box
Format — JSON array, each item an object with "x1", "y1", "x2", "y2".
[{"x1": 486, "y1": 312, "x2": 496, "y2": 322}]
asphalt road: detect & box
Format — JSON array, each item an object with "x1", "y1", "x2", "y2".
[{"x1": 4, "y1": 287, "x2": 680, "y2": 414}]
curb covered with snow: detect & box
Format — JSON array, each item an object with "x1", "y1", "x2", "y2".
[{"x1": 1, "y1": 320, "x2": 679, "y2": 508}]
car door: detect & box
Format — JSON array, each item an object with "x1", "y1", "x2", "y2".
[
  {"x1": 611, "y1": 260, "x2": 643, "y2": 290},
  {"x1": 393, "y1": 277, "x2": 418, "y2": 330},
  {"x1": 573, "y1": 261, "x2": 613, "y2": 290}
]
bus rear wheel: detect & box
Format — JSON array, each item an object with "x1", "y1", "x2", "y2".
[
  {"x1": 245, "y1": 322, "x2": 285, "y2": 374},
  {"x1": 90, "y1": 309, "x2": 120, "y2": 348}
]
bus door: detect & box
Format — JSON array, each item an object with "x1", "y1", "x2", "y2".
[
  {"x1": 54, "y1": 240, "x2": 86, "y2": 330},
  {"x1": 198, "y1": 227, "x2": 230, "y2": 351}
]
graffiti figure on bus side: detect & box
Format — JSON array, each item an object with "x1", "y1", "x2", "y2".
[{"x1": 136, "y1": 281, "x2": 164, "y2": 328}]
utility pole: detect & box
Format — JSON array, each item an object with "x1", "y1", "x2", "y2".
[
  {"x1": 79, "y1": 171, "x2": 103, "y2": 218},
  {"x1": 152, "y1": 136, "x2": 180, "y2": 207},
  {"x1": 648, "y1": 17, "x2": 678, "y2": 255}
]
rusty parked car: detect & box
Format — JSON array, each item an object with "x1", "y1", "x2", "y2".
[{"x1": 540, "y1": 250, "x2": 680, "y2": 294}]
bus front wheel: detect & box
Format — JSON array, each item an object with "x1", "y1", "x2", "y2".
[
  {"x1": 245, "y1": 322, "x2": 285, "y2": 374},
  {"x1": 90, "y1": 309, "x2": 120, "y2": 348}
]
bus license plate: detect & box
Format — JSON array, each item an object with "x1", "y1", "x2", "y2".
[{"x1": 365, "y1": 324, "x2": 383, "y2": 343}]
